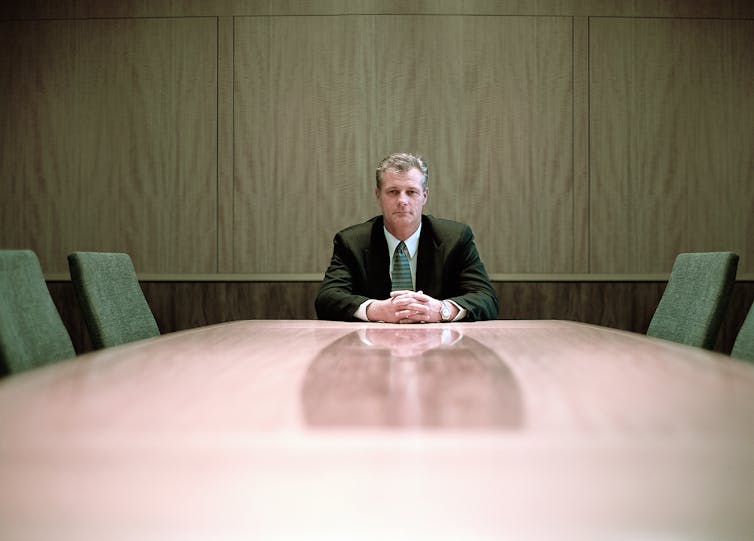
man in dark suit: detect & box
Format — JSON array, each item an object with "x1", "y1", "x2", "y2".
[{"x1": 315, "y1": 153, "x2": 498, "y2": 323}]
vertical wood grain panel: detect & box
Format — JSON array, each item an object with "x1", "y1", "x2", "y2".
[
  {"x1": 371, "y1": 15, "x2": 465, "y2": 222},
  {"x1": 218, "y1": 16, "x2": 235, "y2": 272},
  {"x1": 233, "y1": 15, "x2": 573, "y2": 275},
  {"x1": 573, "y1": 16, "x2": 590, "y2": 272},
  {"x1": 460, "y1": 16, "x2": 574, "y2": 272},
  {"x1": 234, "y1": 16, "x2": 376, "y2": 273},
  {"x1": 1, "y1": 20, "x2": 77, "y2": 269},
  {"x1": 0, "y1": 18, "x2": 218, "y2": 273},
  {"x1": 590, "y1": 18, "x2": 754, "y2": 273}
]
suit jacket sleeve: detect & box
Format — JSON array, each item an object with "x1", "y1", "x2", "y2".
[
  {"x1": 315, "y1": 231, "x2": 370, "y2": 321},
  {"x1": 444, "y1": 225, "x2": 499, "y2": 322}
]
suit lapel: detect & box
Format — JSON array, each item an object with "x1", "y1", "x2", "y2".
[
  {"x1": 416, "y1": 216, "x2": 442, "y2": 296},
  {"x1": 366, "y1": 217, "x2": 391, "y2": 298}
]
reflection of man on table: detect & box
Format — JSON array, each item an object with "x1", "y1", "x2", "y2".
[
  {"x1": 358, "y1": 327, "x2": 461, "y2": 357},
  {"x1": 315, "y1": 152, "x2": 499, "y2": 323},
  {"x1": 302, "y1": 328, "x2": 522, "y2": 428}
]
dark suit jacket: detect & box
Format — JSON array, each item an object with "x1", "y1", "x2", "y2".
[{"x1": 315, "y1": 215, "x2": 499, "y2": 321}]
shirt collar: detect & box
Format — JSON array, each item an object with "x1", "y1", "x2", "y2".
[{"x1": 384, "y1": 221, "x2": 422, "y2": 259}]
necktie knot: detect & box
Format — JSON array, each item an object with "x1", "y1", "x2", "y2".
[{"x1": 391, "y1": 241, "x2": 413, "y2": 291}]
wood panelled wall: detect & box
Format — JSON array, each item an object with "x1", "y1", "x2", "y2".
[
  {"x1": 2, "y1": 1, "x2": 754, "y2": 354},
  {"x1": 1, "y1": 17, "x2": 219, "y2": 273},
  {"x1": 2, "y1": 1, "x2": 752, "y2": 277},
  {"x1": 590, "y1": 17, "x2": 754, "y2": 273},
  {"x1": 233, "y1": 14, "x2": 578, "y2": 273}
]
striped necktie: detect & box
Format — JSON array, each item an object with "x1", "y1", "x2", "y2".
[{"x1": 391, "y1": 241, "x2": 413, "y2": 291}]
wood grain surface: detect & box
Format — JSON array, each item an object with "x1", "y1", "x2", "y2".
[
  {"x1": 2, "y1": 5, "x2": 752, "y2": 278},
  {"x1": 590, "y1": 17, "x2": 754, "y2": 273},
  {"x1": 233, "y1": 15, "x2": 574, "y2": 273},
  {"x1": 234, "y1": 15, "x2": 376, "y2": 273},
  {"x1": 1, "y1": 319, "x2": 753, "y2": 539},
  {"x1": 1, "y1": 18, "x2": 218, "y2": 273},
  {"x1": 3, "y1": 1, "x2": 754, "y2": 18}
]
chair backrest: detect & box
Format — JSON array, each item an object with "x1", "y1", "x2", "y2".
[
  {"x1": 647, "y1": 252, "x2": 738, "y2": 349},
  {"x1": 68, "y1": 251, "x2": 159, "y2": 349},
  {"x1": 731, "y1": 301, "x2": 754, "y2": 362},
  {"x1": 0, "y1": 250, "x2": 76, "y2": 375}
]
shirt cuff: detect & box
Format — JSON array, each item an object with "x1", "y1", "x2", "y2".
[
  {"x1": 354, "y1": 299, "x2": 374, "y2": 321},
  {"x1": 447, "y1": 300, "x2": 467, "y2": 321}
]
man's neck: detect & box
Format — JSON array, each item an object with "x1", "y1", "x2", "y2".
[
  {"x1": 384, "y1": 222, "x2": 421, "y2": 242},
  {"x1": 384, "y1": 221, "x2": 422, "y2": 255}
]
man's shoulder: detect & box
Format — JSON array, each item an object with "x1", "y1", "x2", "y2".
[
  {"x1": 336, "y1": 216, "x2": 381, "y2": 242},
  {"x1": 423, "y1": 215, "x2": 472, "y2": 241}
]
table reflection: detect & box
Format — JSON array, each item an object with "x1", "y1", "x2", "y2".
[{"x1": 302, "y1": 328, "x2": 522, "y2": 429}]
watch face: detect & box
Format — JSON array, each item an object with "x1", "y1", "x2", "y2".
[{"x1": 441, "y1": 304, "x2": 450, "y2": 320}]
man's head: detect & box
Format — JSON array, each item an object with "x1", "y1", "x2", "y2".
[
  {"x1": 375, "y1": 153, "x2": 429, "y2": 191},
  {"x1": 375, "y1": 153, "x2": 429, "y2": 240}
]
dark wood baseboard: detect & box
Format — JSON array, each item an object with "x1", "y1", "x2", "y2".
[{"x1": 48, "y1": 281, "x2": 754, "y2": 357}]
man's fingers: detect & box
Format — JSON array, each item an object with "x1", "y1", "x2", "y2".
[
  {"x1": 392, "y1": 292, "x2": 432, "y2": 306},
  {"x1": 412, "y1": 291, "x2": 431, "y2": 302},
  {"x1": 390, "y1": 290, "x2": 413, "y2": 298}
]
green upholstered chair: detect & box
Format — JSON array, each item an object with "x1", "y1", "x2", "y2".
[
  {"x1": 731, "y1": 302, "x2": 754, "y2": 362},
  {"x1": 67, "y1": 252, "x2": 159, "y2": 349},
  {"x1": 0, "y1": 250, "x2": 76, "y2": 375},
  {"x1": 646, "y1": 252, "x2": 738, "y2": 350}
]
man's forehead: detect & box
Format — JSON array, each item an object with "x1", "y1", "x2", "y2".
[{"x1": 382, "y1": 167, "x2": 423, "y2": 184}]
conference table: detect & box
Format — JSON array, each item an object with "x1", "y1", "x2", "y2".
[{"x1": 1, "y1": 319, "x2": 754, "y2": 539}]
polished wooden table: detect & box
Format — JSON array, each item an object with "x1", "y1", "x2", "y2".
[{"x1": 1, "y1": 320, "x2": 754, "y2": 539}]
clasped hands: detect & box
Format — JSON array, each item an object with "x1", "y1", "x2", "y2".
[{"x1": 366, "y1": 290, "x2": 452, "y2": 324}]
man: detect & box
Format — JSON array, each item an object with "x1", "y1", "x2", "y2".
[{"x1": 315, "y1": 152, "x2": 498, "y2": 323}]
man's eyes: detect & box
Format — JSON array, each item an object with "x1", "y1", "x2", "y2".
[{"x1": 387, "y1": 189, "x2": 419, "y2": 196}]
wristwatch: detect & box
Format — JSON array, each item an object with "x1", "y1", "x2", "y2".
[{"x1": 440, "y1": 301, "x2": 452, "y2": 322}]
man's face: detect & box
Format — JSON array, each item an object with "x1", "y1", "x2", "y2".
[{"x1": 376, "y1": 167, "x2": 428, "y2": 238}]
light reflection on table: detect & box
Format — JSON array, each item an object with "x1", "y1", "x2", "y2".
[{"x1": 302, "y1": 328, "x2": 522, "y2": 428}]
